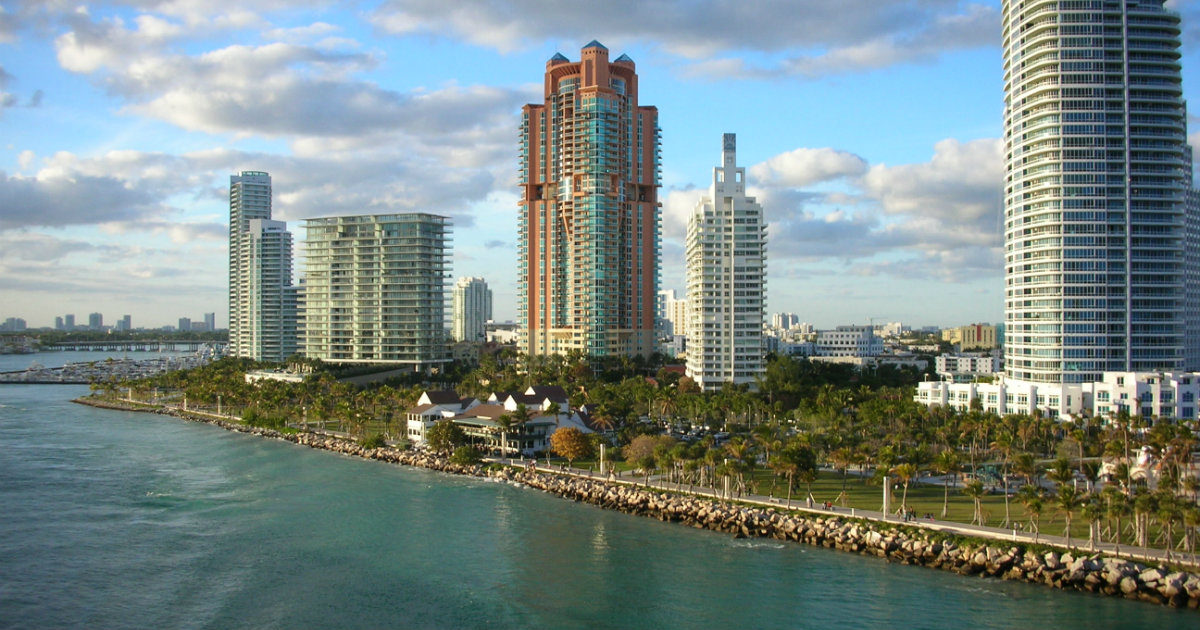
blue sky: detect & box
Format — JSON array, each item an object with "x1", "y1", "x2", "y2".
[{"x1": 1, "y1": 0, "x2": 1198, "y2": 330}]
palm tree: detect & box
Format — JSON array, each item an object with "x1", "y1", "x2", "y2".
[
  {"x1": 932, "y1": 449, "x2": 961, "y2": 519},
  {"x1": 1183, "y1": 505, "x2": 1200, "y2": 564},
  {"x1": 1081, "y1": 495, "x2": 1105, "y2": 552},
  {"x1": 1046, "y1": 457, "x2": 1075, "y2": 489},
  {"x1": 991, "y1": 431, "x2": 1017, "y2": 527},
  {"x1": 723, "y1": 437, "x2": 754, "y2": 496},
  {"x1": 1133, "y1": 491, "x2": 1157, "y2": 548},
  {"x1": 1155, "y1": 490, "x2": 1181, "y2": 564},
  {"x1": 829, "y1": 447, "x2": 856, "y2": 496},
  {"x1": 1054, "y1": 485, "x2": 1083, "y2": 549},
  {"x1": 495, "y1": 412, "x2": 515, "y2": 457},
  {"x1": 963, "y1": 479, "x2": 987, "y2": 526},
  {"x1": 1013, "y1": 451, "x2": 1038, "y2": 489},
  {"x1": 892, "y1": 463, "x2": 919, "y2": 514},
  {"x1": 1102, "y1": 485, "x2": 1131, "y2": 555},
  {"x1": 769, "y1": 454, "x2": 798, "y2": 507},
  {"x1": 1018, "y1": 484, "x2": 1045, "y2": 542}
]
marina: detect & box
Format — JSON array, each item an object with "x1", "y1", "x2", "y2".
[{"x1": 0, "y1": 353, "x2": 215, "y2": 384}]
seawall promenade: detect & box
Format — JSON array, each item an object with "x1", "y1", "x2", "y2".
[{"x1": 75, "y1": 396, "x2": 1200, "y2": 610}]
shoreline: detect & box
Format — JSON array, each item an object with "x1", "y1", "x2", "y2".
[{"x1": 76, "y1": 395, "x2": 1200, "y2": 610}]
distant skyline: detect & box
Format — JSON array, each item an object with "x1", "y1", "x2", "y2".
[{"x1": 2, "y1": 1, "x2": 1198, "y2": 330}]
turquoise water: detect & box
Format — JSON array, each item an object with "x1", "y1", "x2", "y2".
[{"x1": 1, "y1": 383, "x2": 1197, "y2": 629}]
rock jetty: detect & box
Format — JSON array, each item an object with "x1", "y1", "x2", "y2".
[{"x1": 77, "y1": 397, "x2": 1200, "y2": 610}]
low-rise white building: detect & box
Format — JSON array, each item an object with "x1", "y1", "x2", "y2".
[
  {"x1": 915, "y1": 371, "x2": 1200, "y2": 422},
  {"x1": 1091, "y1": 372, "x2": 1200, "y2": 421},
  {"x1": 935, "y1": 354, "x2": 1001, "y2": 383},
  {"x1": 812, "y1": 326, "x2": 883, "y2": 358}
]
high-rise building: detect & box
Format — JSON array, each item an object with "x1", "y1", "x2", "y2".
[
  {"x1": 518, "y1": 41, "x2": 661, "y2": 359},
  {"x1": 203, "y1": 312, "x2": 216, "y2": 332},
  {"x1": 228, "y1": 171, "x2": 298, "y2": 362},
  {"x1": 178, "y1": 317, "x2": 192, "y2": 332},
  {"x1": 64, "y1": 314, "x2": 74, "y2": 330},
  {"x1": 88, "y1": 312, "x2": 103, "y2": 330},
  {"x1": 301, "y1": 213, "x2": 451, "y2": 369},
  {"x1": 452, "y1": 277, "x2": 492, "y2": 343},
  {"x1": 1002, "y1": 0, "x2": 1199, "y2": 384},
  {"x1": 685, "y1": 133, "x2": 767, "y2": 391},
  {"x1": 115, "y1": 315, "x2": 131, "y2": 332},
  {"x1": 771, "y1": 313, "x2": 800, "y2": 331},
  {"x1": 1188, "y1": 187, "x2": 1200, "y2": 371},
  {"x1": 54, "y1": 316, "x2": 64, "y2": 330}
]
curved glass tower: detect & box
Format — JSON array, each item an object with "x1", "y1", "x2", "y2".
[{"x1": 1002, "y1": 0, "x2": 1193, "y2": 384}]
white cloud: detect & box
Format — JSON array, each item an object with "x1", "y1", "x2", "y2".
[
  {"x1": 371, "y1": 0, "x2": 999, "y2": 77},
  {"x1": 749, "y1": 147, "x2": 868, "y2": 188},
  {"x1": 859, "y1": 137, "x2": 1002, "y2": 224}
]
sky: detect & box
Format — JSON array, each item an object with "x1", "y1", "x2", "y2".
[{"x1": 1, "y1": 0, "x2": 1199, "y2": 331}]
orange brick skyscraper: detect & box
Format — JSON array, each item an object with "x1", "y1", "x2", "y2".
[{"x1": 518, "y1": 41, "x2": 661, "y2": 359}]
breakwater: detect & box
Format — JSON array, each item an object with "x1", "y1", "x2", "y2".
[{"x1": 76, "y1": 396, "x2": 1200, "y2": 610}]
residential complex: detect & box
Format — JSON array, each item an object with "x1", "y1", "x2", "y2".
[
  {"x1": 915, "y1": 371, "x2": 1198, "y2": 421},
  {"x1": 1002, "y1": 0, "x2": 1199, "y2": 384},
  {"x1": 452, "y1": 277, "x2": 493, "y2": 342},
  {"x1": 518, "y1": 41, "x2": 661, "y2": 359},
  {"x1": 301, "y1": 213, "x2": 451, "y2": 370},
  {"x1": 685, "y1": 133, "x2": 767, "y2": 391},
  {"x1": 228, "y1": 171, "x2": 298, "y2": 362}
]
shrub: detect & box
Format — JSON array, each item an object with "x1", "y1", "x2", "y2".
[
  {"x1": 450, "y1": 445, "x2": 482, "y2": 466},
  {"x1": 360, "y1": 433, "x2": 387, "y2": 449}
]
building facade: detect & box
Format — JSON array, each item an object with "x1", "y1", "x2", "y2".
[
  {"x1": 518, "y1": 41, "x2": 661, "y2": 359},
  {"x1": 685, "y1": 133, "x2": 767, "y2": 391},
  {"x1": 301, "y1": 213, "x2": 451, "y2": 370},
  {"x1": 228, "y1": 171, "x2": 297, "y2": 362},
  {"x1": 811, "y1": 326, "x2": 883, "y2": 359},
  {"x1": 941, "y1": 323, "x2": 998, "y2": 349},
  {"x1": 915, "y1": 371, "x2": 1199, "y2": 421},
  {"x1": 935, "y1": 353, "x2": 1002, "y2": 382},
  {"x1": 452, "y1": 277, "x2": 493, "y2": 342},
  {"x1": 1002, "y1": 0, "x2": 1199, "y2": 384}
]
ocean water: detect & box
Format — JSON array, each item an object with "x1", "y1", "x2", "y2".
[{"x1": 0, "y1": 382, "x2": 1197, "y2": 630}]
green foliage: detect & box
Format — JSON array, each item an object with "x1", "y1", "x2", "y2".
[
  {"x1": 450, "y1": 445, "x2": 483, "y2": 466},
  {"x1": 242, "y1": 407, "x2": 286, "y2": 430},
  {"x1": 360, "y1": 433, "x2": 387, "y2": 449},
  {"x1": 426, "y1": 420, "x2": 466, "y2": 455}
]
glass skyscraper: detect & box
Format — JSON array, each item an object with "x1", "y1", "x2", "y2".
[{"x1": 1002, "y1": 0, "x2": 1199, "y2": 384}]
